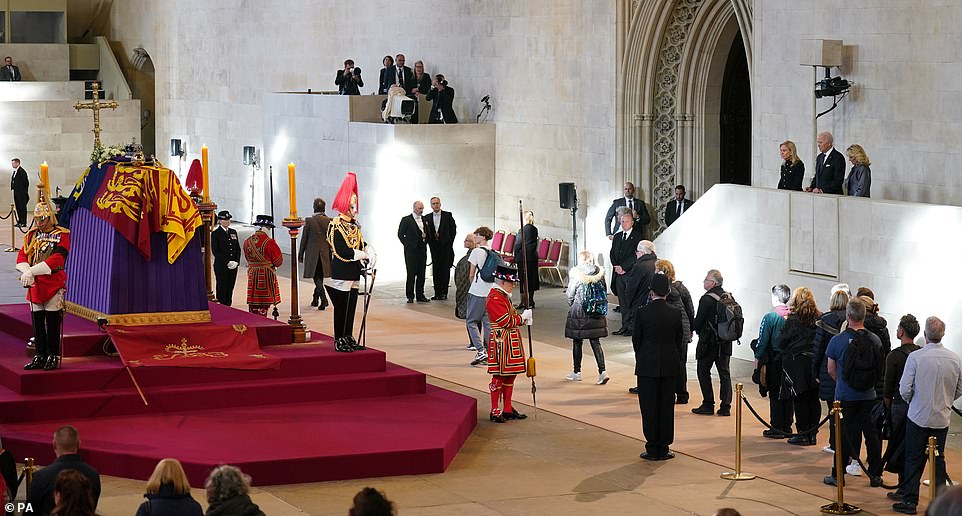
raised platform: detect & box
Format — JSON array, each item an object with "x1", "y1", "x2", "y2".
[{"x1": 0, "y1": 303, "x2": 476, "y2": 485}]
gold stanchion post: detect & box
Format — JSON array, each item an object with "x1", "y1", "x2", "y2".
[
  {"x1": 197, "y1": 200, "x2": 217, "y2": 302},
  {"x1": 821, "y1": 400, "x2": 860, "y2": 514},
  {"x1": 5, "y1": 203, "x2": 17, "y2": 252},
  {"x1": 24, "y1": 457, "x2": 35, "y2": 491},
  {"x1": 282, "y1": 217, "x2": 309, "y2": 343},
  {"x1": 928, "y1": 436, "x2": 938, "y2": 502},
  {"x1": 721, "y1": 383, "x2": 755, "y2": 481}
]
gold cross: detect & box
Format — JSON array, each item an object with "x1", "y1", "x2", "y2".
[{"x1": 73, "y1": 81, "x2": 119, "y2": 150}]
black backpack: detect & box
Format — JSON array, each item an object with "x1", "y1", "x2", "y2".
[
  {"x1": 842, "y1": 329, "x2": 882, "y2": 391},
  {"x1": 708, "y1": 291, "x2": 744, "y2": 342}
]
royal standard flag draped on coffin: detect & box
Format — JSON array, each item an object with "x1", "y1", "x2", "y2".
[{"x1": 61, "y1": 161, "x2": 202, "y2": 264}]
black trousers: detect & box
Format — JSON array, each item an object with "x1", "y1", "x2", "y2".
[
  {"x1": 428, "y1": 243, "x2": 452, "y2": 297},
  {"x1": 675, "y1": 342, "x2": 689, "y2": 400},
  {"x1": 404, "y1": 247, "x2": 427, "y2": 300},
  {"x1": 13, "y1": 190, "x2": 27, "y2": 226},
  {"x1": 572, "y1": 338, "x2": 605, "y2": 373},
  {"x1": 638, "y1": 376, "x2": 676, "y2": 457},
  {"x1": 903, "y1": 419, "x2": 949, "y2": 505},
  {"x1": 326, "y1": 287, "x2": 359, "y2": 339},
  {"x1": 793, "y1": 389, "x2": 821, "y2": 438},
  {"x1": 214, "y1": 265, "x2": 237, "y2": 306},
  {"x1": 31, "y1": 310, "x2": 63, "y2": 356},
  {"x1": 696, "y1": 354, "x2": 732, "y2": 408},
  {"x1": 767, "y1": 361, "x2": 793, "y2": 432},
  {"x1": 835, "y1": 399, "x2": 882, "y2": 476}
]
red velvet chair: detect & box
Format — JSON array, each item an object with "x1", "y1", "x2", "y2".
[
  {"x1": 490, "y1": 230, "x2": 505, "y2": 253},
  {"x1": 501, "y1": 232, "x2": 516, "y2": 263},
  {"x1": 538, "y1": 239, "x2": 565, "y2": 286}
]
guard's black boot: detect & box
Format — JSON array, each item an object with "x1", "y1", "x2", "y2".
[
  {"x1": 43, "y1": 311, "x2": 62, "y2": 370},
  {"x1": 347, "y1": 336, "x2": 365, "y2": 351},
  {"x1": 334, "y1": 337, "x2": 354, "y2": 353},
  {"x1": 24, "y1": 310, "x2": 47, "y2": 370}
]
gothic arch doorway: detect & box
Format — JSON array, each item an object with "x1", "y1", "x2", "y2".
[
  {"x1": 618, "y1": 0, "x2": 753, "y2": 231},
  {"x1": 719, "y1": 31, "x2": 751, "y2": 186},
  {"x1": 127, "y1": 47, "x2": 156, "y2": 157}
]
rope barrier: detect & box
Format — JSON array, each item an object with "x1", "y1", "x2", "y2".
[
  {"x1": 740, "y1": 393, "x2": 831, "y2": 438},
  {"x1": 0, "y1": 206, "x2": 15, "y2": 220}
]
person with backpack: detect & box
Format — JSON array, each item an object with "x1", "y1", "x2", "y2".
[
  {"x1": 824, "y1": 298, "x2": 884, "y2": 487},
  {"x1": 466, "y1": 226, "x2": 499, "y2": 366},
  {"x1": 691, "y1": 269, "x2": 737, "y2": 416},
  {"x1": 563, "y1": 250, "x2": 610, "y2": 385}
]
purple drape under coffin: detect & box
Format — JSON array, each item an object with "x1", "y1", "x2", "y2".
[{"x1": 65, "y1": 208, "x2": 209, "y2": 315}]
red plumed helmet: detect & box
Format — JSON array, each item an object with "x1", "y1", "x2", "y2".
[{"x1": 332, "y1": 171, "x2": 359, "y2": 215}]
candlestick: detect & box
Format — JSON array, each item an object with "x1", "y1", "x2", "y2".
[
  {"x1": 201, "y1": 145, "x2": 210, "y2": 203},
  {"x1": 287, "y1": 162, "x2": 297, "y2": 218},
  {"x1": 40, "y1": 162, "x2": 49, "y2": 198}
]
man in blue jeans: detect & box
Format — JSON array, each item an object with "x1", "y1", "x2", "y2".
[
  {"x1": 893, "y1": 316, "x2": 962, "y2": 514},
  {"x1": 825, "y1": 298, "x2": 883, "y2": 487}
]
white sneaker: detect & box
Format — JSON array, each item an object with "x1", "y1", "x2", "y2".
[
  {"x1": 822, "y1": 445, "x2": 835, "y2": 454},
  {"x1": 597, "y1": 371, "x2": 610, "y2": 385},
  {"x1": 564, "y1": 372, "x2": 582, "y2": 381},
  {"x1": 470, "y1": 352, "x2": 487, "y2": 366},
  {"x1": 846, "y1": 460, "x2": 862, "y2": 476}
]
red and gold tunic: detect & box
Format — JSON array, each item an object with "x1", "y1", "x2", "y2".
[
  {"x1": 486, "y1": 286, "x2": 527, "y2": 376},
  {"x1": 243, "y1": 230, "x2": 283, "y2": 305},
  {"x1": 17, "y1": 225, "x2": 70, "y2": 304}
]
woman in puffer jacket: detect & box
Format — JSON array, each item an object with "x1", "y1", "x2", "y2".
[
  {"x1": 655, "y1": 259, "x2": 695, "y2": 404},
  {"x1": 564, "y1": 250, "x2": 610, "y2": 385},
  {"x1": 812, "y1": 284, "x2": 850, "y2": 454}
]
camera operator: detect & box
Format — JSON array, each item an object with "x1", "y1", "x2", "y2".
[
  {"x1": 335, "y1": 59, "x2": 363, "y2": 95},
  {"x1": 426, "y1": 74, "x2": 458, "y2": 124}
]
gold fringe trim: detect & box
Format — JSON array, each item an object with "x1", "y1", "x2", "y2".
[{"x1": 65, "y1": 301, "x2": 211, "y2": 326}]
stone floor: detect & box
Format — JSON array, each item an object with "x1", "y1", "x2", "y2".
[{"x1": 6, "y1": 240, "x2": 962, "y2": 515}]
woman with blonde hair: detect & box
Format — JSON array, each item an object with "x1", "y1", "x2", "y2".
[
  {"x1": 564, "y1": 250, "x2": 609, "y2": 384},
  {"x1": 845, "y1": 144, "x2": 872, "y2": 197},
  {"x1": 512, "y1": 210, "x2": 539, "y2": 309},
  {"x1": 655, "y1": 259, "x2": 695, "y2": 403},
  {"x1": 813, "y1": 284, "x2": 850, "y2": 453},
  {"x1": 777, "y1": 140, "x2": 805, "y2": 191},
  {"x1": 776, "y1": 286, "x2": 822, "y2": 446},
  {"x1": 135, "y1": 458, "x2": 203, "y2": 516}
]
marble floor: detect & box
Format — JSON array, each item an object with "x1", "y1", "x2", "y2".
[{"x1": 7, "y1": 251, "x2": 962, "y2": 515}]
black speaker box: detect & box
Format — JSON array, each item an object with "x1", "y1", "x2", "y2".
[{"x1": 559, "y1": 182, "x2": 576, "y2": 209}]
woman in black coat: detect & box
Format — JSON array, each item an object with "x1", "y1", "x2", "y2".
[
  {"x1": 513, "y1": 210, "x2": 540, "y2": 309},
  {"x1": 564, "y1": 250, "x2": 609, "y2": 385},
  {"x1": 136, "y1": 459, "x2": 203, "y2": 516},
  {"x1": 812, "y1": 285, "x2": 850, "y2": 452},
  {"x1": 776, "y1": 287, "x2": 821, "y2": 446},
  {"x1": 777, "y1": 140, "x2": 805, "y2": 191},
  {"x1": 377, "y1": 55, "x2": 395, "y2": 95}
]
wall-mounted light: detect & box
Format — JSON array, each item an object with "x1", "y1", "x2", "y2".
[
  {"x1": 243, "y1": 145, "x2": 259, "y2": 167},
  {"x1": 170, "y1": 138, "x2": 185, "y2": 158}
]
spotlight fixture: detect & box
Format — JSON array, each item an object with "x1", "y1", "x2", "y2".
[
  {"x1": 815, "y1": 75, "x2": 852, "y2": 99},
  {"x1": 170, "y1": 138, "x2": 185, "y2": 158}
]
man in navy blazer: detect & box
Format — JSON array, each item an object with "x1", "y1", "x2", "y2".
[
  {"x1": 663, "y1": 184, "x2": 694, "y2": 227},
  {"x1": 807, "y1": 131, "x2": 845, "y2": 194},
  {"x1": 634, "y1": 273, "x2": 684, "y2": 460},
  {"x1": 604, "y1": 182, "x2": 651, "y2": 239}
]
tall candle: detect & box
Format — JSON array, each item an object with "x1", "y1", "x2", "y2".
[
  {"x1": 201, "y1": 145, "x2": 210, "y2": 203},
  {"x1": 40, "y1": 162, "x2": 49, "y2": 198},
  {"x1": 288, "y1": 162, "x2": 297, "y2": 218}
]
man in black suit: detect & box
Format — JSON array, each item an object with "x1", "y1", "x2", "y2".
[
  {"x1": 298, "y1": 198, "x2": 333, "y2": 309},
  {"x1": 806, "y1": 131, "x2": 845, "y2": 194},
  {"x1": 604, "y1": 182, "x2": 651, "y2": 240},
  {"x1": 10, "y1": 158, "x2": 29, "y2": 227},
  {"x1": 335, "y1": 59, "x2": 363, "y2": 95},
  {"x1": 398, "y1": 200, "x2": 430, "y2": 303},
  {"x1": 210, "y1": 210, "x2": 240, "y2": 306},
  {"x1": 27, "y1": 425, "x2": 101, "y2": 516},
  {"x1": 634, "y1": 273, "x2": 684, "y2": 461},
  {"x1": 663, "y1": 184, "x2": 694, "y2": 227},
  {"x1": 394, "y1": 54, "x2": 421, "y2": 124},
  {"x1": 1, "y1": 56, "x2": 21, "y2": 81},
  {"x1": 609, "y1": 213, "x2": 642, "y2": 335},
  {"x1": 423, "y1": 196, "x2": 457, "y2": 300},
  {"x1": 426, "y1": 74, "x2": 458, "y2": 123}
]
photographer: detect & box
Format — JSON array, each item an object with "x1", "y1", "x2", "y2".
[
  {"x1": 335, "y1": 59, "x2": 363, "y2": 95},
  {"x1": 425, "y1": 74, "x2": 458, "y2": 124}
]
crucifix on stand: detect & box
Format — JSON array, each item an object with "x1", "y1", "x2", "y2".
[{"x1": 74, "y1": 81, "x2": 119, "y2": 150}]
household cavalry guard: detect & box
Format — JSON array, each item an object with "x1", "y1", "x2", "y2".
[
  {"x1": 18, "y1": 191, "x2": 70, "y2": 371},
  {"x1": 326, "y1": 172, "x2": 376, "y2": 353},
  {"x1": 486, "y1": 264, "x2": 532, "y2": 423}
]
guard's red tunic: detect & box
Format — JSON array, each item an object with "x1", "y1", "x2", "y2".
[
  {"x1": 17, "y1": 226, "x2": 70, "y2": 304},
  {"x1": 243, "y1": 230, "x2": 283, "y2": 306},
  {"x1": 486, "y1": 286, "x2": 527, "y2": 376}
]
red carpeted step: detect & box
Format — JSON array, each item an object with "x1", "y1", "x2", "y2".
[
  {"x1": 0, "y1": 386, "x2": 477, "y2": 485},
  {"x1": 0, "y1": 340, "x2": 386, "y2": 396},
  {"x1": 0, "y1": 363, "x2": 427, "y2": 423}
]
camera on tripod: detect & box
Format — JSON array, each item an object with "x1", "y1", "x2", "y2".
[{"x1": 815, "y1": 76, "x2": 852, "y2": 98}]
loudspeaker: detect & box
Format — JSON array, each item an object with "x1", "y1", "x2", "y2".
[
  {"x1": 170, "y1": 139, "x2": 183, "y2": 157},
  {"x1": 559, "y1": 182, "x2": 576, "y2": 209},
  {"x1": 243, "y1": 146, "x2": 257, "y2": 166}
]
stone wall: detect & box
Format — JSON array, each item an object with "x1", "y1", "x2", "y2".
[
  {"x1": 753, "y1": 2, "x2": 962, "y2": 204},
  {"x1": 105, "y1": 0, "x2": 617, "y2": 260}
]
